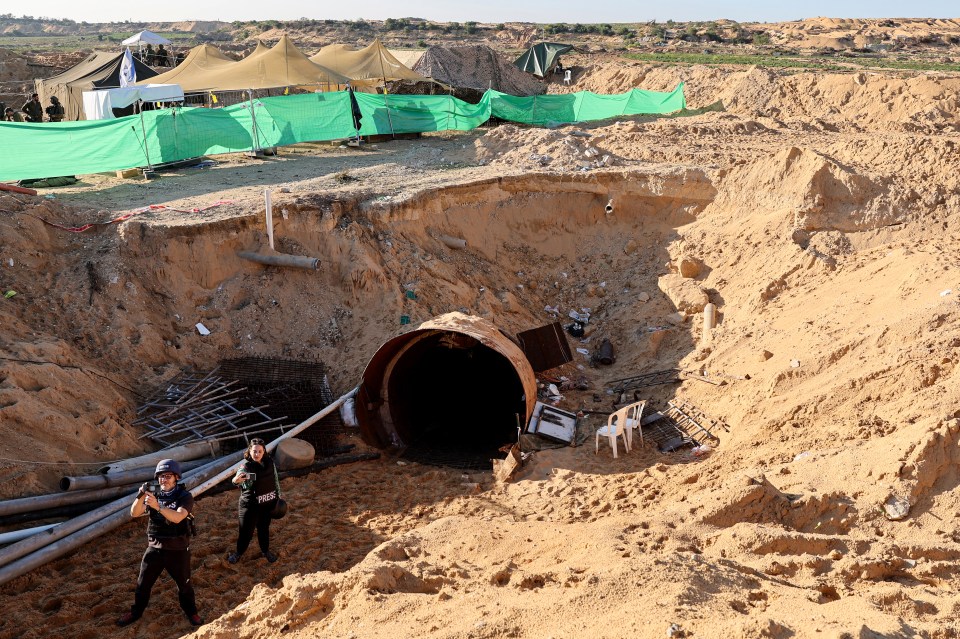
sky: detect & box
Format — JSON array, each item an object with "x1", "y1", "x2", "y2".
[{"x1": 14, "y1": 1, "x2": 959, "y2": 25}]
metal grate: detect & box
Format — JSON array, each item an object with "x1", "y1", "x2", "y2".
[
  {"x1": 134, "y1": 357, "x2": 345, "y2": 456},
  {"x1": 217, "y1": 356, "x2": 345, "y2": 456},
  {"x1": 606, "y1": 369, "x2": 682, "y2": 395},
  {"x1": 641, "y1": 414, "x2": 697, "y2": 452},
  {"x1": 639, "y1": 399, "x2": 725, "y2": 452}
]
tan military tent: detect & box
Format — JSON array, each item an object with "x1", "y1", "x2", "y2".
[
  {"x1": 140, "y1": 35, "x2": 349, "y2": 94},
  {"x1": 247, "y1": 40, "x2": 271, "y2": 59},
  {"x1": 137, "y1": 44, "x2": 236, "y2": 92},
  {"x1": 309, "y1": 39, "x2": 430, "y2": 91},
  {"x1": 387, "y1": 49, "x2": 425, "y2": 69},
  {"x1": 222, "y1": 35, "x2": 349, "y2": 90}
]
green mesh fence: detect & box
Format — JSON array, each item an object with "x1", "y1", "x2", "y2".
[
  {"x1": 0, "y1": 85, "x2": 684, "y2": 182},
  {"x1": 485, "y1": 85, "x2": 686, "y2": 126}
]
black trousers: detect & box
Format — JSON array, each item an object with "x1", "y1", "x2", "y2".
[
  {"x1": 131, "y1": 545, "x2": 197, "y2": 616},
  {"x1": 236, "y1": 502, "x2": 273, "y2": 556}
]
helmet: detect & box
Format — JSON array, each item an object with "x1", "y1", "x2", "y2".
[
  {"x1": 270, "y1": 498, "x2": 288, "y2": 520},
  {"x1": 155, "y1": 459, "x2": 182, "y2": 478}
]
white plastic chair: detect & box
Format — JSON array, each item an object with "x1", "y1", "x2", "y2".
[
  {"x1": 596, "y1": 408, "x2": 630, "y2": 458},
  {"x1": 620, "y1": 400, "x2": 647, "y2": 451},
  {"x1": 563, "y1": 69, "x2": 572, "y2": 85}
]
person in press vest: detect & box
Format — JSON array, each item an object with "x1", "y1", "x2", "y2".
[
  {"x1": 116, "y1": 459, "x2": 204, "y2": 628},
  {"x1": 227, "y1": 438, "x2": 281, "y2": 564}
]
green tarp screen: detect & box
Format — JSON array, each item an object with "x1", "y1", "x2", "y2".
[{"x1": 0, "y1": 84, "x2": 685, "y2": 181}]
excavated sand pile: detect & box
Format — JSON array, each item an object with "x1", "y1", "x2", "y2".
[
  {"x1": 560, "y1": 60, "x2": 960, "y2": 134},
  {"x1": 0, "y1": 58, "x2": 959, "y2": 639}
]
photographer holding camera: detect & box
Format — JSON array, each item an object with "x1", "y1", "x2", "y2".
[
  {"x1": 116, "y1": 459, "x2": 204, "y2": 628},
  {"x1": 227, "y1": 438, "x2": 281, "y2": 564}
]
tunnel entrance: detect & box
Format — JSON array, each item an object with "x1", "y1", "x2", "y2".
[{"x1": 357, "y1": 313, "x2": 537, "y2": 469}]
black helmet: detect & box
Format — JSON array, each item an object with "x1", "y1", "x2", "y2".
[
  {"x1": 155, "y1": 459, "x2": 182, "y2": 478},
  {"x1": 270, "y1": 498, "x2": 288, "y2": 519}
]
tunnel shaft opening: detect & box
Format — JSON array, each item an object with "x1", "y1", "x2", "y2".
[
  {"x1": 358, "y1": 313, "x2": 537, "y2": 469},
  {"x1": 390, "y1": 333, "x2": 525, "y2": 458}
]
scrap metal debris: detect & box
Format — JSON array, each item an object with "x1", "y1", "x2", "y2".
[
  {"x1": 134, "y1": 368, "x2": 286, "y2": 446},
  {"x1": 134, "y1": 357, "x2": 338, "y2": 450}
]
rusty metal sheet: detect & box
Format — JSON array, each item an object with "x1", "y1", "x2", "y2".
[{"x1": 516, "y1": 321, "x2": 572, "y2": 372}]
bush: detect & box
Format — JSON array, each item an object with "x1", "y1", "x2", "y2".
[{"x1": 417, "y1": 39, "x2": 427, "y2": 48}]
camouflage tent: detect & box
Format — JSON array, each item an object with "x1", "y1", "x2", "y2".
[{"x1": 413, "y1": 45, "x2": 545, "y2": 101}]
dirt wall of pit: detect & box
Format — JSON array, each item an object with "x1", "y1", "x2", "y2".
[{"x1": 0, "y1": 169, "x2": 712, "y2": 497}]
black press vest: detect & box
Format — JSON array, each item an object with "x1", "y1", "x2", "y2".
[{"x1": 146, "y1": 485, "x2": 191, "y2": 539}]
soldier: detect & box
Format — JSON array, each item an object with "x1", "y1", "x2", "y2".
[
  {"x1": 45, "y1": 96, "x2": 65, "y2": 122},
  {"x1": 21, "y1": 93, "x2": 43, "y2": 122}
]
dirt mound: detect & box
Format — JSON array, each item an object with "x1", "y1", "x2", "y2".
[
  {"x1": 557, "y1": 59, "x2": 960, "y2": 134},
  {"x1": 164, "y1": 21, "x2": 229, "y2": 34},
  {"x1": 772, "y1": 17, "x2": 960, "y2": 50},
  {"x1": 474, "y1": 124, "x2": 625, "y2": 171}
]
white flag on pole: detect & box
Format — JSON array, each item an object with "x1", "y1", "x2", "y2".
[{"x1": 119, "y1": 49, "x2": 136, "y2": 87}]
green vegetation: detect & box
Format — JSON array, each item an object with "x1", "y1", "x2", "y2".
[
  {"x1": 624, "y1": 51, "x2": 960, "y2": 73},
  {"x1": 544, "y1": 22, "x2": 615, "y2": 36}
]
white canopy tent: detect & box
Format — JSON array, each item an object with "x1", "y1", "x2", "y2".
[
  {"x1": 82, "y1": 84, "x2": 184, "y2": 120},
  {"x1": 122, "y1": 31, "x2": 174, "y2": 66},
  {"x1": 121, "y1": 30, "x2": 171, "y2": 46}
]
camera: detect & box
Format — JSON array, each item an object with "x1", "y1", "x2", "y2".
[
  {"x1": 244, "y1": 473, "x2": 257, "y2": 482},
  {"x1": 147, "y1": 481, "x2": 162, "y2": 495}
]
